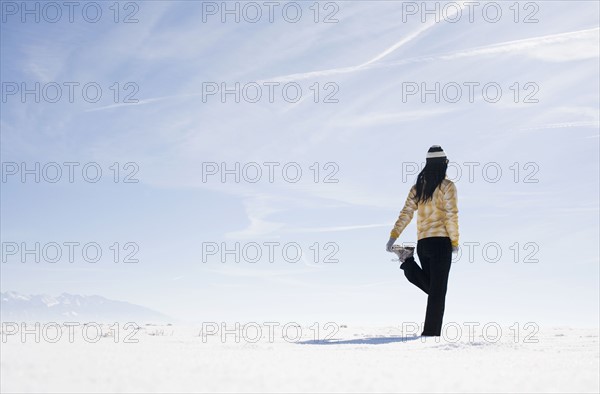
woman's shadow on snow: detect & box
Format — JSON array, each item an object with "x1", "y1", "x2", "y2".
[{"x1": 298, "y1": 335, "x2": 422, "y2": 345}]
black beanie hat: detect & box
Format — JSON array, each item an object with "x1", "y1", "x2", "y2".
[{"x1": 426, "y1": 145, "x2": 447, "y2": 163}]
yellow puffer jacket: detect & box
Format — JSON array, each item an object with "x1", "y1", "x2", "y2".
[{"x1": 390, "y1": 179, "x2": 459, "y2": 247}]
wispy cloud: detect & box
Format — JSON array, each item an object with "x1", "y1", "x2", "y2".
[
  {"x1": 411, "y1": 27, "x2": 600, "y2": 63},
  {"x1": 270, "y1": 27, "x2": 600, "y2": 83},
  {"x1": 84, "y1": 95, "x2": 198, "y2": 112},
  {"x1": 84, "y1": 25, "x2": 598, "y2": 115},
  {"x1": 518, "y1": 121, "x2": 600, "y2": 131},
  {"x1": 262, "y1": 2, "x2": 468, "y2": 83},
  {"x1": 224, "y1": 194, "x2": 287, "y2": 240},
  {"x1": 332, "y1": 108, "x2": 459, "y2": 128},
  {"x1": 287, "y1": 223, "x2": 389, "y2": 233}
]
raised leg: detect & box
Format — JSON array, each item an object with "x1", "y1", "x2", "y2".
[{"x1": 400, "y1": 257, "x2": 430, "y2": 294}]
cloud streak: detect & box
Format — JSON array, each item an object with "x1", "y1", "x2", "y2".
[{"x1": 266, "y1": 27, "x2": 600, "y2": 83}]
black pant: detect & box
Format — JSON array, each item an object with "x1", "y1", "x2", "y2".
[{"x1": 400, "y1": 237, "x2": 452, "y2": 336}]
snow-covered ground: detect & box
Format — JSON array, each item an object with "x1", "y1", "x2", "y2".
[{"x1": 1, "y1": 323, "x2": 598, "y2": 393}]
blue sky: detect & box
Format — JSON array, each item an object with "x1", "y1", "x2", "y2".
[{"x1": 1, "y1": 1, "x2": 599, "y2": 326}]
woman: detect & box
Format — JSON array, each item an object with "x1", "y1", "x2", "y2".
[{"x1": 386, "y1": 145, "x2": 459, "y2": 337}]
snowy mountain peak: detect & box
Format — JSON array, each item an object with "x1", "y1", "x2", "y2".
[
  {"x1": 0, "y1": 291, "x2": 171, "y2": 323},
  {"x1": 4, "y1": 291, "x2": 31, "y2": 301}
]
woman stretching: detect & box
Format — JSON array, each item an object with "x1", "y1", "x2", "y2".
[{"x1": 386, "y1": 145, "x2": 459, "y2": 337}]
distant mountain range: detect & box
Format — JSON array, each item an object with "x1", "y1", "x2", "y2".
[{"x1": 0, "y1": 291, "x2": 171, "y2": 323}]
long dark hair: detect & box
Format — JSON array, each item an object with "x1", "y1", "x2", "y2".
[{"x1": 415, "y1": 160, "x2": 448, "y2": 203}]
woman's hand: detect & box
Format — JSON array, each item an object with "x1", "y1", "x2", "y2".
[{"x1": 386, "y1": 237, "x2": 397, "y2": 252}]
